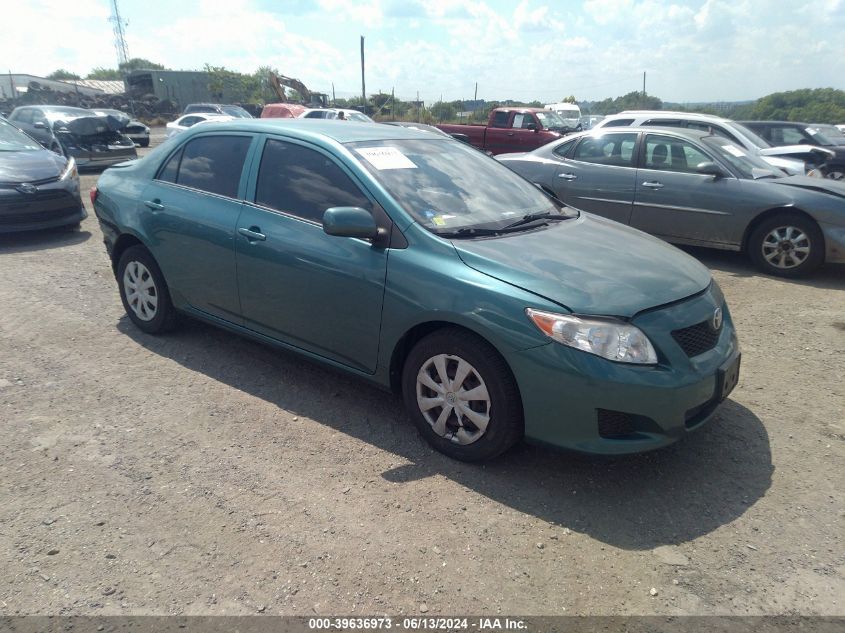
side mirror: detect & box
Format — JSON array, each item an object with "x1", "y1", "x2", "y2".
[
  {"x1": 323, "y1": 207, "x2": 380, "y2": 240},
  {"x1": 527, "y1": 123, "x2": 538, "y2": 132},
  {"x1": 33, "y1": 121, "x2": 47, "y2": 129},
  {"x1": 696, "y1": 161, "x2": 724, "y2": 177}
]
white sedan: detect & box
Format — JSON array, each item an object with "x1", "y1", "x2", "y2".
[
  {"x1": 165, "y1": 113, "x2": 234, "y2": 137},
  {"x1": 297, "y1": 108, "x2": 374, "y2": 123}
]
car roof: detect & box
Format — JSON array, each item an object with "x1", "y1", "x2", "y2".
[
  {"x1": 610, "y1": 110, "x2": 733, "y2": 123},
  {"x1": 582, "y1": 126, "x2": 715, "y2": 140},
  {"x1": 185, "y1": 118, "x2": 446, "y2": 144},
  {"x1": 739, "y1": 120, "x2": 809, "y2": 126}
]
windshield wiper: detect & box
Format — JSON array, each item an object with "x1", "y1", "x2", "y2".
[
  {"x1": 437, "y1": 212, "x2": 570, "y2": 238},
  {"x1": 502, "y1": 212, "x2": 569, "y2": 230}
]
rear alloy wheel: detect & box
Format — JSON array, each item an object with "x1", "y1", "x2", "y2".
[
  {"x1": 748, "y1": 213, "x2": 824, "y2": 278},
  {"x1": 402, "y1": 329, "x2": 523, "y2": 461},
  {"x1": 116, "y1": 245, "x2": 178, "y2": 334}
]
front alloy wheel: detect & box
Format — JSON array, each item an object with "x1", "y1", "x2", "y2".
[
  {"x1": 761, "y1": 225, "x2": 811, "y2": 270},
  {"x1": 748, "y1": 213, "x2": 824, "y2": 277},
  {"x1": 402, "y1": 328, "x2": 523, "y2": 461},
  {"x1": 416, "y1": 353, "x2": 491, "y2": 445}
]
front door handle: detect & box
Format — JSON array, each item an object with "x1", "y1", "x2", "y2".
[
  {"x1": 557, "y1": 173, "x2": 577, "y2": 181},
  {"x1": 238, "y1": 226, "x2": 266, "y2": 242},
  {"x1": 144, "y1": 200, "x2": 164, "y2": 211},
  {"x1": 642, "y1": 181, "x2": 664, "y2": 189},
  {"x1": 507, "y1": 132, "x2": 515, "y2": 136}
]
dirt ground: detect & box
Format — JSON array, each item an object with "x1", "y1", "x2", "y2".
[{"x1": 0, "y1": 129, "x2": 843, "y2": 617}]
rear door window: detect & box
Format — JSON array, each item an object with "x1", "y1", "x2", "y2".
[
  {"x1": 572, "y1": 133, "x2": 638, "y2": 167},
  {"x1": 254, "y1": 139, "x2": 371, "y2": 223},
  {"x1": 643, "y1": 134, "x2": 710, "y2": 173},
  {"x1": 173, "y1": 135, "x2": 252, "y2": 198}
]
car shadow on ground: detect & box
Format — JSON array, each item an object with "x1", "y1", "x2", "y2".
[
  {"x1": 0, "y1": 227, "x2": 91, "y2": 254},
  {"x1": 679, "y1": 245, "x2": 845, "y2": 291},
  {"x1": 117, "y1": 315, "x2": 774, "y2": 550}
]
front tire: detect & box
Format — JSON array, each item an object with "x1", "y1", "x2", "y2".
[
  {"x1": 402, "y1": 329, "x2": 523, "y2": 461},
  {"x1": 116, "y1": 245, "x2": 179, "y2": 334},
  {"x1": 748, "y1": 213, "x2": 824, "y2": 278}
]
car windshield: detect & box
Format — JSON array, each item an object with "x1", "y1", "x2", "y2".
[
  {"x1": 44, "y1": 106, "x2": 94, "y2": 121},
  {"x1": 803, "y1": 126, "x2": 835, "y2": 146},
  {"x1": 347, "y1": 112, "x2": 373, "y2": 123},
  {"x1": 0, "y1": 120, "x2": 42, "y2": 151},
  {"x1": 732, "y1": 123, "x2": 777, "y2": 149},
  {"x1": 348, "y1": 139, "x2": 575, "y2": 235},
  {"x1": 702, "y1": 136, "x2": 779, "y2": 179},
  {"x1": 221, "y1": 106, "x2": 252, "y2": 118},
  {"x1": 536, "y1": 111, "x2": 567, "y2": 128},
  {"x1": 812, "y1": 124, "x2": 845, "y2": 142}
]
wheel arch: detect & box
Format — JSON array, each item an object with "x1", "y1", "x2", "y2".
[
  {"x1": 741, "y1": 206, "x2": 823, "y2": 253},
  {"x1": 110, "y1": 233, "x2": 146, "y2": 273},
  {"x1": 387, "y1": 320, "x2": 520, "y2": 399}
]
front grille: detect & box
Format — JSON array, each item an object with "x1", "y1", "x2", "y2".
[
  {"x1": 0, "y1": 207, "x2": 80, "y2": 226},
  {"x1": 672, "y1": 320, "x2": 721, "y2": 357}
]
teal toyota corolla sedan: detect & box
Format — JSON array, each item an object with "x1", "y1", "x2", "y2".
[{"x1": 92, "y1": 119, "x2": 741, "y2": 461}]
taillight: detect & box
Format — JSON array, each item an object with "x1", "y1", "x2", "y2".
[{"x1": 89, "y1": 186, "x2": 98, "y2": 206}]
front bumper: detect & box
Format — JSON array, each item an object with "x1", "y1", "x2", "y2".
[
  {"x1": 0, "y1": 178, "x2": 86, "y2": 233},
  {"x1": 506, "y1": 285, "x2": 740, "y2": 454},
  {"x1": 821, "y1": 221, "x2": 845, "y2": 264}
]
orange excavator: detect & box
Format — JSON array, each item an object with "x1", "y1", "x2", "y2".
[{"x1": 268, "y1": 71, "x2": 328, "y2": 108}]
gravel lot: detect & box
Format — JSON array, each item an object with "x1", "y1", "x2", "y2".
[{"x1": 0, "y1": 129, "x2": 843, "y2": 616}]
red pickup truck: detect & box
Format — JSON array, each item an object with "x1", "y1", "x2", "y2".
[{"x1": 437, "y1": 107, "x2": 567, "y2": 155}]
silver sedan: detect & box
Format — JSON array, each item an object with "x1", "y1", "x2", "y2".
[{"x1": 497, "y1": 127, "x2": 845, "y2": 277}]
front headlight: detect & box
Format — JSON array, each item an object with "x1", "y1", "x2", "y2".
[
  {"x1": 59, "y1": 157, "x2": 77, "y2": 181},
  {"x1": 525, "y1": 308, "x2": 658, "y2": 364}
]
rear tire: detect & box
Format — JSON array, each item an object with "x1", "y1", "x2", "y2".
[
  {"x1": 402, "y1": 328, "x2": 523, "y2": 461},
  {"x1": 139, "y1": 139, "x2": 150, "y2": 148},
  {"x1": 116, "y1": 245, "x2": 179, "y2": 334},
  {"x1": 747, "y1": 213, "x2": 824, "y2": 278}
]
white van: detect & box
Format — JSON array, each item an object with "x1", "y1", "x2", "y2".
[{"x1": 544, "y1": 103, "x2": 582, "y2": 131}]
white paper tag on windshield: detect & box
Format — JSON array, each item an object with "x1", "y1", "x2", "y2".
[
  {"x1": 723, "y1": 145, "x2": 746, "y2": 157},
  {"x1": 356, "y1": 146, "x2": 417, "y2": 170}
]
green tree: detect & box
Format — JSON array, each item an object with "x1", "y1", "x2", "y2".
[
  {"x1": 591, "y1": 91, "x2": 662, "y2": 115},
  {"x1": 746, "y1": 88, "x2": 845, "y2": 123},
  {"x1": 46, "y1": 69, "x2": 81, "y2": 80},
  {"x1": 118, "y1": 58, "x2": 166, "y2": 74},
  {"x1": 87, "y1": 67, "x2": 122, "y2": 80},
  {"x1": 562, "y1": 95, "x2": 577, "y2": 104}
]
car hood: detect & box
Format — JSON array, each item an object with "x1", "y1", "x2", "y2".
[
  {"x1": 766, "y1": 174, "x2": 845, "y2": 199},
  {"x1": 452, "y1": 213, "x2": 712, "y2": 317},
  {"x1": 0, "y1": 148, "x2": 64, "y2": 183},
  {"x1": 759, "y1": 144, "x2": 836, "y2": 160}
]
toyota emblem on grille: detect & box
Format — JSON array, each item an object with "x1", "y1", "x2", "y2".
[
  {"x1": 712, "y1": 307, "x2": 723, "y2": 330},
  {"x1": 15, "y1": 183, "x2": 38, "y2": 195}
]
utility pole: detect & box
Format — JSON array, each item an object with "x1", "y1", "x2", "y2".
[
  {"x1": 360, "y1": 36, "x2": 366, "y2": 113},
  {"x1": 391, "y1": 87, "x2": 395, "y2": 121},
  {"x1": 642, "y1": 71, "x2": 646, "y2": 106},
  {"x1": 417, "y1": 91, "x2": 420, "y2": 123},
  {"x1": 331, "y1": 82, "x2": 335, "y2": 107}
]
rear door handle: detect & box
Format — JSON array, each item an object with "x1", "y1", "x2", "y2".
[
  {"x1": 557, "y1": 173, "x2": 577, "y2": 181},
  {"x1": 642, "y1": 181, "x2": 664, "y2": 189},
  {"x1": 144, "y1": 200, "x2": 164, "y2": 211},
  {"x1": 238, "y1": 226, "x2": 266, "y2": 242},
  {"x1": 507, "y1": 132, "x2": 515, "y2": 136}
]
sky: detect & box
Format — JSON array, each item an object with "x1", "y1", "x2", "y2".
[{"x1": 2, "y1": 0, "x2": 844, "y2": 104}]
